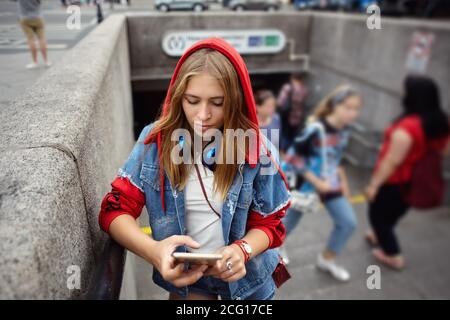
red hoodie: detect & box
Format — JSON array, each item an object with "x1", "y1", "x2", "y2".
[{"x1": 99, "y1": 38, "x2": 290, "y2": 248}]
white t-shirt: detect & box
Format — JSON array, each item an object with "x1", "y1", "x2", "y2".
[{"x1": 184, "y1": 162, "x2": 225, "y2": 253}]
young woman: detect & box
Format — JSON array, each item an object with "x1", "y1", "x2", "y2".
[
  {"x1": 281, "y1": 85, "x2": 362, "y2": 281},
  {"x1": 255, "y1": 89, "x2": 282, "y2": 146},
  {"x1": 365, "y1": 75, "x2": 450, "y2": 270},
  {"x1": 98, "y1": 38, "x2": 291, "y2": 300}
]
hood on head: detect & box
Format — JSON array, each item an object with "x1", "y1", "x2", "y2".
[{"x1": 144, "y1": 37, "x2": 260, "y2": 153}]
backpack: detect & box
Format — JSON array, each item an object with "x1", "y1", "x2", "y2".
[{"x1": 402, "y1": 147, "x2": 446, "y2": 209}]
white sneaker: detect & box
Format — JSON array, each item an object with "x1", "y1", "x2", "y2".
[
  {"x1": 25, "y1": 62, "x2": 38, "y2": 69},
  {"x1": 316, "y1": 253, "x2": 350, "y2": 282},
  {"x1": 44, "y1": 61, "x2": 52, "y2": 68},
  {"x1": 279, "y1": 246, "x2": 290, "y2": 265}
]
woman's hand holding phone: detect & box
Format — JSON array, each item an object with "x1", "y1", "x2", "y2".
[
  {"x1": 204, "y1": 244, "x2": 247, "y2": 283},
  {"x1": 148, "y1": 235, "x2": 208, "y2": 288}
]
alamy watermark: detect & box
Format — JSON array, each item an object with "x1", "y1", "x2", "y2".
[
  {"x1": 366, "y1": 265, "x2": 381, "y2": 290},
  {"x1": 66, "y1": 5, "x2": 81, "y2": 30},
  {"x1": 367, "y1": 4, "x2": 382, "y2": 30},
  {"x1": 67, "y1": 265, "x2": 81, "y2": 290}
]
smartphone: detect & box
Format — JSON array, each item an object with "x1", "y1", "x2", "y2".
[{"x1": 172, "y1": 252, "x2": 223, "y2": 265}]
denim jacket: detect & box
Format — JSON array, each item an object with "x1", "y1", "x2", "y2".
[
  {"x1": 117, "y1": 122, "x2": 291, "y2": 300},
  {"x1": 282, "y1": 120, "x2": 350, "y2": 195}
]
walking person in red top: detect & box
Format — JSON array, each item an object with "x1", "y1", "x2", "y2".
[{"x1": 365, "y1": 75, "x2": 450, "y2": 270}]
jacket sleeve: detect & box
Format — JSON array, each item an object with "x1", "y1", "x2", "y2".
[
  {"x1": 98, "y1": 123, "x2": 154, "y2": 233},
  {"x1": 250, "y1": 136, "x2": 291, "y2": 217},
  {"x1": 246, "y1": 136, "x2": 291, "y2": 248},
  {"x1": 246, "y1": 206, "x2": 288, "y2": 249},
  {"x1": 99, "y1": 176, "x2": 145, "y2": 233}
]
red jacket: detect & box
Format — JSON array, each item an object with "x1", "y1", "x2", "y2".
[{"x1": 99, "y1": 175, "x2": 288, "y2": 249}]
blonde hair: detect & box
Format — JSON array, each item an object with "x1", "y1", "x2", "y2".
[
  {"x1": 308, "y1": 84, "x2": 359, "y2": 124},
  {"x1": 150, "y1": 48, "x2": 258, "y2": 201}
]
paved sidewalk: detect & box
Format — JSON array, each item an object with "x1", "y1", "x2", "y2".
[
  {"x1": 0, "y1": 0, "x2": 140, "y2": 105},
  {"x1": 0, "y1": 1, "x2": 98, "y2": 104}
]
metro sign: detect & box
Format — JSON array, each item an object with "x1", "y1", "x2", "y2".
[{"x1": 162, "y1": 30, "x2": 286, "y2": 57}]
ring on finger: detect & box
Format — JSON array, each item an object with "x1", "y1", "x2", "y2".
[{"x1": 226, "y1": 260, "x2": 233, "y2": 271}]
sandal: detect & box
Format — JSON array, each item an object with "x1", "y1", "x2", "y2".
[
  {"x1": 372, "y1": 248, "x2": 405, "y2": 270},
  {"x1": 365, "y1": 230, "x2": 378, "y2": 247}
]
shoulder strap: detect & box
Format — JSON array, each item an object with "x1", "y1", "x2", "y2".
[{"x1": 194, "y1": 164, "x2": 221, "y2": 218}]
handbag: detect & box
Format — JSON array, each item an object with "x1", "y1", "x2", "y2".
[{"x1": 272, "y1": 255, "x2": 291, "y2": 288}]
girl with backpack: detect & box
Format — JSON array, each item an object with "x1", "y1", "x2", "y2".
[{"x1": 365, "y1": 75, "x2": 450, "y2": 270}]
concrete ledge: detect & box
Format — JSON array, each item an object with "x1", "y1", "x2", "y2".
[
  {"x1": 0, "y1": 148, "x2": 93, "y2": 299},
  {"x1": 0, "y1": 14, "x2": 135, "y2": 298}
]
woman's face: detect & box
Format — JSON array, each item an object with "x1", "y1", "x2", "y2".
[
  {"x1": 334, "y1": 95, "x2": 362, "y2": 126},
  {"x1": 182, "y1": 72, "x2": 225, "y2": 139}
]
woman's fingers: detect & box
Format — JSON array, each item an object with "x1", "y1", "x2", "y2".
[
  {"x1": 203, "y1": 266, "x2": 217, "y2": 276},
  {"x1": 156, "y1": 236, "x2": 211, "y2": 287},
  {"x1": 213, "y1": 254, "x2": 246, "y2": 282},
  {"x1": 222, "y1": 268, "x2": 247, "y2": 283},
  {"x1": 165, "y1": 263, "x2": 208, "y2": 288},
  {"x1": 162, "y1": 258, "x2": 191, "y2": 279},
  {"x1": 189, "y1": 263, "x2": 209, "y2": 272},
  {"x1": 218, "y1": 258, "x2": 244, "y2": 280},
  {"x1": 172, "y1": 267, "x2": 207, "y2": 288},
  {"x1": 206, "y1": 246, "x2": 246, "y2": 281},
  {"x1": 221, "y1": 265, "x2": 246, "y2": 282},
  {"x1": 206, "y1": 248, "x2": 233, "y2": 276},
  {"x1": 168, "y1": 235, "x2": 201, "y2": 250}
]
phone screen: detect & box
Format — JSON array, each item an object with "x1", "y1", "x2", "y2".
[{"x1": 172, "y1": 252, "x2": 223, "y2": 265}]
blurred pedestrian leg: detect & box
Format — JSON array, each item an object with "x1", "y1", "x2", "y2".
[
  {"x1": 96, "y1": 0, "x2": 104, "y2": 23},
  {"x1": 17, "y1": 0, "x2": 51, "y2": 69}
]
